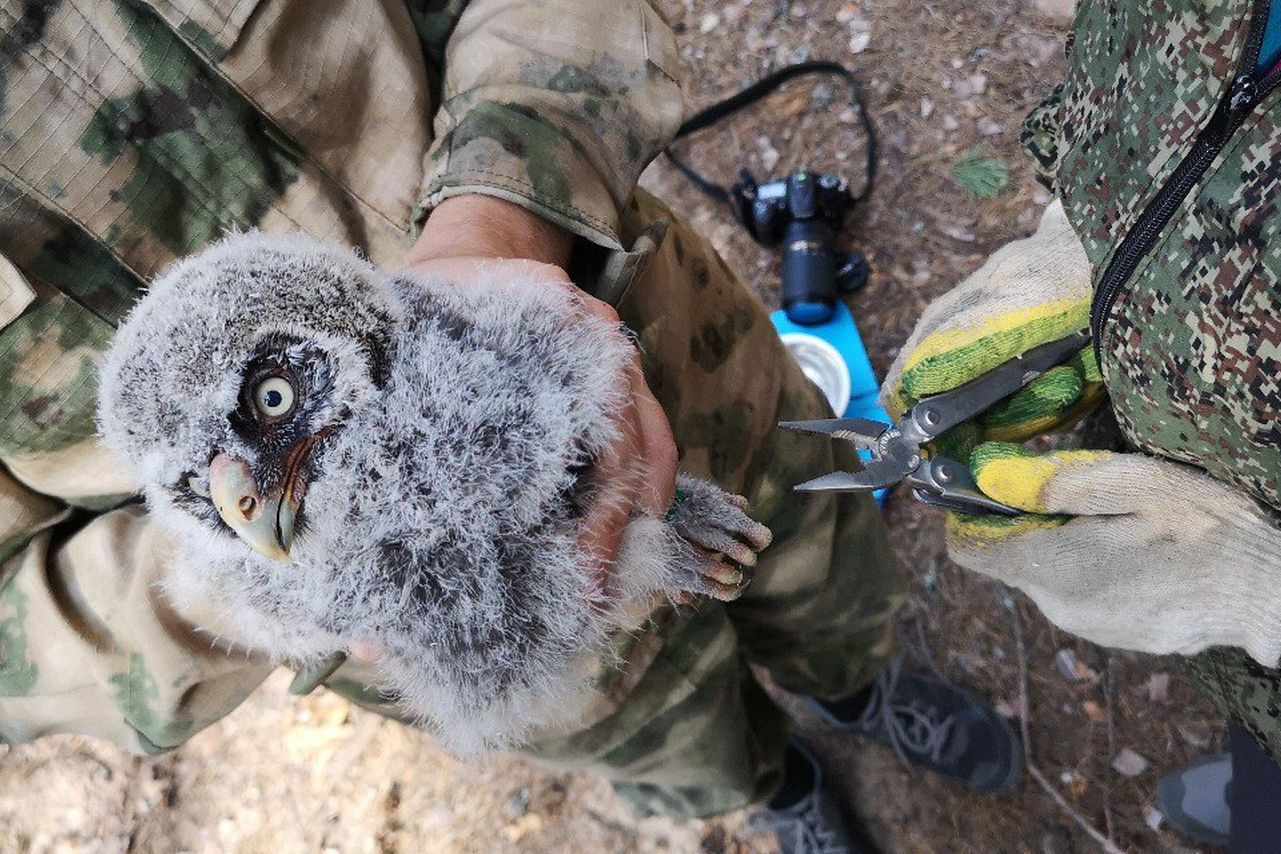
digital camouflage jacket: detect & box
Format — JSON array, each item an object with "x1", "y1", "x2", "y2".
[{"x1": 1022, "y1": 0, "x2": 1281, "y2": 760}]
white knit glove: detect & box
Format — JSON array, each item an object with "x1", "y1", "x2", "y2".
[
  {"x1": 881, "y1": 199, "x2": 1100, "y2": 443},
  {"x1": 949, "y1": 448, "x2": 1281, "y2": 665}
]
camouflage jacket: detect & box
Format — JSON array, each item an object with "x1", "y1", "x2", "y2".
[
  {"x1": 1021, "y1": 0, "x2": 1281, "y2": 759},
  {"x1": 0, "y1": 0, "x2": 685, "y2": 749}
]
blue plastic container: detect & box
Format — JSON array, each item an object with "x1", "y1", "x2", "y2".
[{"x1": 771, "y1": 302, "x2": 892, "y2": 506}]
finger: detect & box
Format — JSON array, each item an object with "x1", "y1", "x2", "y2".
[
  {"x1": 980, "y1": 348, "x2": 1105, "y2": 442},
  {"x1": 1037, "y1": 450, "x2": 1241, "y2": 517},
  {"x1": 895, "y1": 314, "x2": 1085, "y2": 409},
  {"x1": 968, "y1": 442, "x2": 1119, "y2": 515},
  {"x1": 741, "y1": 519, "x2": 774, "y2": 551},
  {"x1": 565, "y1": 292, "x2": 675, "y2": 512},
  {"x1": 577, "y1": 395, "x2": 643, "y2": 567},
  {"x1": 625, "y1": 351, "x2": 678, "y2": 516},
  {"x1": 980, "y1": 364, "x2": 1084, "y2": 440},
  {"x1": 727, "y1": 493, "x2": 750, "y2": 510},
  {"x1": 928, "y1": 419, "x2": 984, "y2": 467},
  {"x1": 945, "y1": 511, "x2": 1070, "y2": 575},
  {"x1": 577, "y1": 482, "x2": 635, "y2": 569}
]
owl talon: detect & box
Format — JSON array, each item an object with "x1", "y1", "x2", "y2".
[
  {"x1": 698, "y1": 574, "x2": 750, "y2": 602},
  {"x1": 744, "y1": 522, "x2": 773, "y2": 551},
  {"x1": 701, "y1": 556, "x2": 745, "y2": 586},
  {"x1": 667, "y1": 475, "x2": 773, "y2": 581},
  {"x1": 724, "y1": 543, "x2": 757, "y2": 568}
]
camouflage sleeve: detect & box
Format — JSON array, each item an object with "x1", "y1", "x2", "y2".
[
  {"x1": 417, "y1": 0, "x2": 686, "y2": 248},
  {"x1": 0, "y1": 486, "x2": 274, "y2": 754},
  {"x1": 0, "y1": 264, "x2": 274, "y2": 753}
]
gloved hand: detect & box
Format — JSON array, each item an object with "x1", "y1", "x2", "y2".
[
  {"x1": 949, "y1": 445, "x2": 1281, "y2": 664},
  {"x1": 882, "y1": 199, "x2": 1102, "y2": 458},
  {"x1": 881, "y1": 199, "x2": 1281, "y2": 665}
]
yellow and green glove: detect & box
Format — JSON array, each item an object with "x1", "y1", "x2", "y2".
[
  {"x1": 946, "y1": 448, "x2": 1281, "y2": 662},
  {"x1": 883, "y1": 200, "x2": 1281, "y2": 663},
  {"x1": 882, "y1": 198, "x2": 1101, "y2": 475}
]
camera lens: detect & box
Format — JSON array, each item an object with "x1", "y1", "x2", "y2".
[
  {"x1": 781, "y1": 220, "x2": 837, "y2": 325},
  {"x1": 788, "y1": 300, "x2": 835, "y2": 324}
]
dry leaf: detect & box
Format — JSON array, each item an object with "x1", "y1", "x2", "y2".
[
  {"x1": 1112, "y1": 748, "x2": 1149, "y2": 777},
  {"x1": 1055, "y1": 648, "x2": 1081, "y2": 682},
  {"x1": 995, "y1": 697, "x2": 1025, "y2": 719}
]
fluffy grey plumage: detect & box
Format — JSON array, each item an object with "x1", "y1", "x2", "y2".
[{"x1": 98, "y1": 232, "x2": 770, "y2": 752}]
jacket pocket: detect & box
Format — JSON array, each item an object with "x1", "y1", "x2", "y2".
[
  {"x1": 0, "y1": 255, "x2": 35, "y2": 333},
  {"x1": 640, "y1": 1, "x2": 683, "y2": 86}
]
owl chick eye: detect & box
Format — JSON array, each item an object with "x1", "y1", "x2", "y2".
[
  {"x1": 186, "y1": 473, "x2": 210, "y2": 498},
  {"x1": 254, "y1": 376, "x2": 297, "y2": 420}
]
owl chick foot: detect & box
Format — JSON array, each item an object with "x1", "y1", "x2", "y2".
[{"x1": 667, "y1": 475, "x2": 773, "y2": 602}]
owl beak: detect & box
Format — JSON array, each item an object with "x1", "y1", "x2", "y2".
[{"x1": 209, "y1": 453, "x2": 298, "y2": 562}]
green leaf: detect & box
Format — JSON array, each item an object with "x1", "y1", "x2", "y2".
[{"x1": 953, "y1": 148, "x2": 1010, "y2": 199}]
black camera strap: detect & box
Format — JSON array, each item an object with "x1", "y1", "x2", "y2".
[{"x1": 664, "y1": 60, "x2": 878, "y2": 216}]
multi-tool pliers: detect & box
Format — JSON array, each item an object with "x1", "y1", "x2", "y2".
[{"x1": 780, "y1": 330, "x2": 1092, "y2": 516}]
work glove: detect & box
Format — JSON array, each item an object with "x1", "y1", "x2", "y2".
[
  {"x1": 882, "y1": 199, "x2": 1102, "y2": 460},
  {"x1": 949, "y1": 446, "x2": 1281, "y2": 664},
  {"x1": 884, "y1": 200, "x2": 1281, "y2": 664}
]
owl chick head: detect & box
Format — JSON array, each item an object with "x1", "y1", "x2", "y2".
[
  {"x1": 99, "y1": 232, "x2": 399, "y2": 558},
  {"x1": 97, "y1": 232, "x2": 661, "y2": 750}
]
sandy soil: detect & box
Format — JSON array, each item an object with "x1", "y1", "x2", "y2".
[{"x1": 0, "y1": 1, "x2": 1231, "y2": 852}]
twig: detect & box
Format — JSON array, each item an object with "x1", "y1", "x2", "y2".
[
  {"x1": 1027, "y1": 765, "x2": 1124, "y2": 854},
  {"x1": 1102, "y1": 650, "x2": 1117, "y2": 841},
  {"x1": 1006, "y1": 594, "x2": 1125, "y2": 854}
]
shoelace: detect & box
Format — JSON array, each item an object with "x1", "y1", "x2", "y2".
[
  {"x1": 856, "y1": 657, "x2": 956, "y2": 767},
  {"x1": 791, "y1": 799, "x2": 852, "y2": 854}
]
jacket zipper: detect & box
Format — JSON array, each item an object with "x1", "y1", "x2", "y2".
[{"x1": 1090, "y1": 0, "x2": 1281, "y2": 362}]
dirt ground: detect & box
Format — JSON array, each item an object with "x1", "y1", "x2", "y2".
[{"x1": 0, "y1": 1, "x2": 1233, "y2": 852}]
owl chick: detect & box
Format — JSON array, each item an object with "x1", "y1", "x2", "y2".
[{"x1": 97, "y1": 232, "x2": 771, "y2": 752}]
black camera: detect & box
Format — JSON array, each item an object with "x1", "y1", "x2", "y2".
[{"x1": 734, "y1": 170, "x2": 870, "y2": 325}]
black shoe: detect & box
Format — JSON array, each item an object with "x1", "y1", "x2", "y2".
[
  {"x1": 1155, "y1": 753, "x2": 1231, "y2": 846},
  {"x1": 749, "y1": 736, "x2": 873, "y2": 854},
  {"x1": 804, "y1": 661, "x2": 1023, "y2": 795}
]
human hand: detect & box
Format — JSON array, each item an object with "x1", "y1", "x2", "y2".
[
  {"x1": 403, "y1": 196, "x2": 678, "y2": 570},
  {"x1": 949, "y1": 445, "x2": 1281, "y2": 664},
  {"x1": 881, "y1": 200, "x2": 1102, "y2": 460}
]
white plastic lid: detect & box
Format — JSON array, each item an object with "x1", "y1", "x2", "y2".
[{"x1": 779, "y1": 332, "x2": 851, "y2": 417}]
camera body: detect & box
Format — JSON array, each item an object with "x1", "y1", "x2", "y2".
[{"x1": 737, "y1": 171, "x2": 870, "y2": 325}]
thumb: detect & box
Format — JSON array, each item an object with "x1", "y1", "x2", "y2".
[
  {"x1": 969, "y1": 443, "x2": 1162, "y2": 516},
  {"x1": 1034, "y1": 449, "x2": 1246, "y2": 518}
]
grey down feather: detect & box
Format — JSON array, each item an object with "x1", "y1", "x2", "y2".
[{"x1": 97, "y1": 232, "x2": 771, "y2": 752}]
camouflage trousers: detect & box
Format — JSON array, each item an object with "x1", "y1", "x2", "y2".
[
  {"x1": 523, "y1": 192, "x2": 905, "y2": 820},
  {"x1": 0, "y1": 191, "x2": 904, "y2": 822}
]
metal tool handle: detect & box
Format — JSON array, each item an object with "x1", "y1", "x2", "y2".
[
  {"x1": 904, "y1": 330, "x2": 1092, "y2": 443},
  {"x1": 910, "y1": 458, "x2": 1022, "y2": 516}
]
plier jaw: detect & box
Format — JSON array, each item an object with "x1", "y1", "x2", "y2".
[
  {"x1": 779, "y1": 330, "x2": 1092, "y2": 517},
  {"x1": 782, "y1": 420, "x2": 1019, "y2": 516},
  {"x1": 781, "y1": 418, "x2": 920, "y2": 492}
]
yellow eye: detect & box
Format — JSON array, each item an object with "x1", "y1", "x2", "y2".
[{"x1": 254, "y1": 376, "x2": 296, "y2": 419}]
